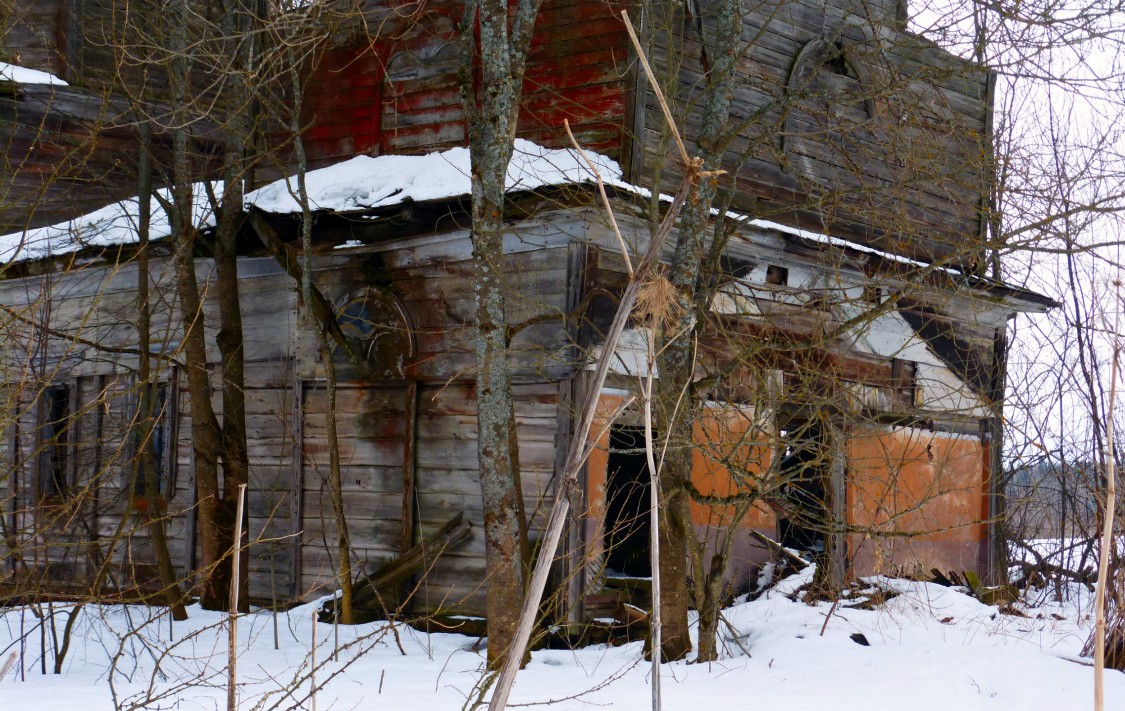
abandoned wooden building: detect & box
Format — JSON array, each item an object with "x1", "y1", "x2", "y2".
[{"x1": 0, "y1": 0, "x2": 1056, "y2": 621}]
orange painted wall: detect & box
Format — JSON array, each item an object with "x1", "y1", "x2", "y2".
[
  {"x1": 847, "y1": 426, "x2": 987, "y2": 575},
  {"x1": 688, "y1": 407, "x2": 775, "y2": 530},
  {"x1": 582, "y1": 395, "x2": 778, "y2": 590},
  {"x1": 583, "y1": 394, "x2": 627, "y2": 563},
  {"x1": 584, "y1": 397, "x2": 775, "y2": 534},
  {"x1": 583, "y1": 396, "x2": 989, "y2": 581}
]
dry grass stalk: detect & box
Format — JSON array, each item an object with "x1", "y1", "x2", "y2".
[{"x1": 635, "y1": 271, "x2": 685, "y2": 333}]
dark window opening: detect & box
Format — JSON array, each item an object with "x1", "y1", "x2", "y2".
[
  {"x1": 778, "y1": 421, "x2": 828, "y2": 555},
  {"x1": 333, "y1": 288, "x2": 413, "y2": 379},
  {"x1": 765, "y1": 264, "x2": 789, "y2": 286},
  {"x1": 892, "y1": 359, "x2": 918, "y2": 409},
  {"x1": 824, "y1": 42, "x2": 850, "y2": 76},
  {"x1": 604, "y1": 427, "x2": 651, "y2": 577},
  {"x1": 134, "y1": 383, "x2": 174, "y2": 498},
  {"x1": 39, "y1": 384, "x2": 71, "y2": 499}
]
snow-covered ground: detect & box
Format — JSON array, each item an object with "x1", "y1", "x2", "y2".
[{"x1": 2, "y1": 566, "x2": 1120, "y2": 710}]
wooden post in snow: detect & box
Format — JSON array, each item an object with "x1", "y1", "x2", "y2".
[
  {"x1": 311, "y1": 609, "x2": 318, "y2": 711},
  {"x1": 227, "y1": 484, "x2": 247, "y2": 711},
  {"x1": 1095, "y1": 282, "x2": 1121, "y2": 711}
]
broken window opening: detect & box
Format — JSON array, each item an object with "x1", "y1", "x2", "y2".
[
  {"x1": 777, "y1": 420, "x2": 829, "y2": 556},
  {"x1": 133, "y1": 382, "x2": 176, "y2": 499},
  {"x1": 892, "y1": 359, "x2": 919, "y2": 410},
  {"x1": 38, "y1": 384, "x2": 71, "y2": 500},
  {"x1": 604, "y1": 426, "x2": 652, "y2": 577},
  {"x1": 765, "y1": 264, "x2": 789, "y2": 286}
]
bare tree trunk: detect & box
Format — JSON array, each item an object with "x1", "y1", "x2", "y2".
[
  {"x1": 458, "y1": 0, "x2": 545, "y2": 669},
  {"x1": 286, "y1": 53, "x2": 355, "y2": 624},
  {"x1": 136, "y1": 122, "x2": 188, "y2": 621},
  {"x1": 211, "y1": 0, "x2": 254, "y2": 614},
  {"x1": 169, "y1": 0, "x2": 227, "y2": 611},
  {"x1": 650, "y1": 0, "x2": 741, "y2": 661}
]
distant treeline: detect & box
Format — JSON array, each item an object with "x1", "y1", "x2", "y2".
[{"x1": 1007, "y1": 459, "x2": 1101, "y2": 537}]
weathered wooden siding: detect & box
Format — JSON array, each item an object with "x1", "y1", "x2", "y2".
[
  {"x1": 243, "y1": 377, "x2": 299, "y2": 603},
  {"x1": 636, "y1": 0, "x2": 990, "y2": 267},
  {"x1": 0, "y1": 367, "x2": 196, "y2": 595},
  {"x1": 300, "y1": 0, "x2": 630, "y2": 168},
  {"x1": 299, "y1": 383, "x2": 408, "y2": 599},
  {"x1": 0, "y1": 204, "x2": 589, "y2": 611},
  {"x1": 0, "y1": 255, "x2": 302, "y2": 602},
  {"x1": 1, "y1": 1, "x2": 69, "y2": 78},
  {"x1": 0, "y1": 84, "x2": 148, "y2": 233},
  {"x1": 283, "y1": 216, "x2": 582, "y2": 613},
  {"x1": 295, "y1": 379, "x2": 562, "y2": 614},
  {"x1": 292, "y1": 217, "x2": 583, "y2": 383},
  {"x1": 410, "y1": 380, "x2": 560, "y2": 613}
]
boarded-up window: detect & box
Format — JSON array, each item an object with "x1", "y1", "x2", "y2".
[
  {"x1": 38, "y1": 384, "x2": 71, "y2": 499},
  {"x1": 133, "y1": 382, "x2": 177, "y2": 498}
]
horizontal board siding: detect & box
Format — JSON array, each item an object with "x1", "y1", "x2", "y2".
[
  {"x1": 639, "y1": 1, "x2": 990, "y2": 267},
  {"x1": 245, "y1": 384, "x2": 298, "y2": 603},
  {"x1": 293, "y1": 378, "x2": 564, "y2": 614},
  {"x1": 299, "y1": 383, "x2": 408, "y2": 598},
  {"x1": 298, "y1": 0, "x2": 628, "y2": 167}
]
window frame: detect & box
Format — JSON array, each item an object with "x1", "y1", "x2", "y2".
[
  {"x1": 36, "y1": 382, "x2": 74, "y2": 501},
  {"x1": 132, "y1": 377, "x2": 179, "y2": 503}
]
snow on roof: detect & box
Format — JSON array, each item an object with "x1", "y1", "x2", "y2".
[
  {"x1": 0, "y1": 183, "x2": 220, "y2": 265},
  {"x1": 0, "y1": 61, "x2": 68, "y2": 86},
  {"x1": 740, "y1": 215, "x2": 950, "y2": 273},
  {"x1": 246, "y1": 139, "x2": 623, "y2": 213},
  {"x1": 0, "y1": 140, "x2": 621, "y2": 265},
  {"x1": 0, "y1": 138, "x2": 1053, "y2": 308}
]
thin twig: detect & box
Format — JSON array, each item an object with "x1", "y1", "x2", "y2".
[
  {"x1": 719, "y1": 613, "x2": 752, "y2": 657},
  {"x1": 819, "y1": 599, "x2": 839, "y2": 637},
  {"x1": 564, "y1": 119, "x2": 632, "y2": 276}
]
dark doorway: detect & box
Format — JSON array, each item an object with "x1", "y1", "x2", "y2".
[
  {"x1": 778, "y1": 421, "x2": 828, "y2": 555},
  {"x1": 604, "y1": 427, "x2": 651, "y2": 576}
]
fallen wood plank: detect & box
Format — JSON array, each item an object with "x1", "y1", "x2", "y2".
[
  {"x1": 319, "y1": 512, "x2": 472, "y2": 621},
  {"x1": 750, "y1": 529, "x2": 812, "y2": 570}
]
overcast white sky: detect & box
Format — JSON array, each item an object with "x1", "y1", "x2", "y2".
[{"x1": 908, "y1": 0, "x2": 1125, "y2": 463}]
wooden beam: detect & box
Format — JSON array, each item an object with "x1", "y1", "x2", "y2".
[
  {"x1": 401, "y1": 380, "x2": 419, "y2": 555},
  {"x1": 320, "y1": 512, "x2": 472, "y2": 621},
  {"x1": 245, "y1": 207, "x2": 360, "y2": 365}
]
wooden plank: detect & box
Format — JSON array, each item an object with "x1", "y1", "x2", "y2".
[
  {"x1": 402, "y1": 379, "x2": 419, "y2": 555},
  {"x1": 319, "y1": 512, "x2": 472, "y2": 620}
]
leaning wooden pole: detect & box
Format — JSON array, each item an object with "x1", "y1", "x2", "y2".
[
  {"x1": 488, "y1": 13, "x2": 714, "y2": 705},
  {"x1": 227, "y1": 484, "x2": 247, "y2": 711},
  {"x1": 487, "y1": 180, "x2": 694, "y2": 711},
  {"x1": 1095, "y1": 283, "x2": 1121, "y2": 711},
  {"x1": 642, "y1": 353, "x2": 662, "y2": 710}
]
